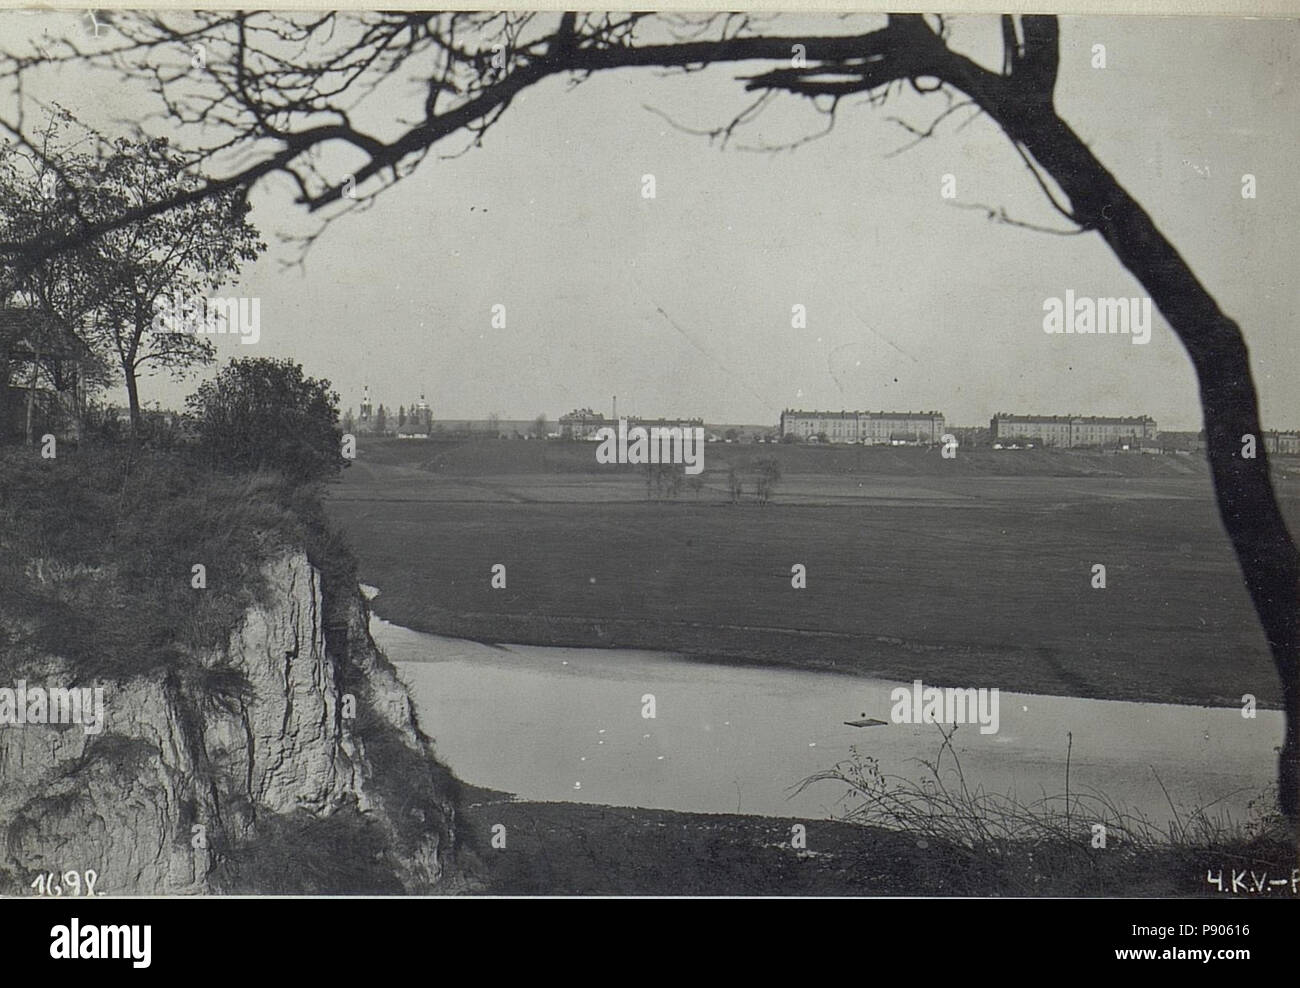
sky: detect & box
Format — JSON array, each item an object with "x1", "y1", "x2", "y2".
[{"x1": 2, "y1": 10, "x2": 1297, "y2": 430}]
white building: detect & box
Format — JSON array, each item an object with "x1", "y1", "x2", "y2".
[{"x1": 779, "y1": 409, "x2": 946, "y2": 444}]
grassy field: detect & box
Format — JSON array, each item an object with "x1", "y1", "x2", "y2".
[
  {"x1": 346, "y1": 433, "x2": 1223, "y2": 479},
  {"x1": 326, "y1": 438, "x2": 1300, "y2": 708},
  {"x1": 461, "y1": 795, "x2": 1290, "y2": 896}
]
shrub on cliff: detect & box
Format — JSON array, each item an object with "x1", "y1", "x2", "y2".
[{"x1": 186, "y1": 357, "x2": 346, "y2": 485}]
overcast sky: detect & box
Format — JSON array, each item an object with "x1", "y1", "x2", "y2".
[{"x1": 3, "y1": 11, "x2": 1297, "y2": 430}]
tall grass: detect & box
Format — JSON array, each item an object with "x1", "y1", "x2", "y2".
[
  {"x1": 210, "y1": 805, "x2": 406, "y2": 894},
  {"x1": 0, "y1": 444, "x2": 338, "y2": 681},
  {"x1": 793, "y1": 725, "x2": 1292, "y2": 895}
]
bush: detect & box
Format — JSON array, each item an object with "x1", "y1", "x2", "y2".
[
  {"x1": 186, "y1": 357, "x2": 346, "y2": 485},
  {"x1": 211, "y1": 805, "x2": 405, "y2": 894}
]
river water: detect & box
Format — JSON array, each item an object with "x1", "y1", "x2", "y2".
[{"x1": 370, "y1": 612, "x2": 1279, "y2": 829}]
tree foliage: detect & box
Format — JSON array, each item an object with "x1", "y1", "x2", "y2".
[
  {"x1": 186, "y1": 356, "x2": 345, "y2": 485},
  {"x1": 0, "y1": 108, "x2": 265, "y2": 434},
  {"x1": 89, "y1": 135, "x2": 265, "y2": 431}
]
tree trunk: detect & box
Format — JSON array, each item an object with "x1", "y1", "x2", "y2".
[
  {"x1": 124, "y1": 366, "x2": 141, "y2": 436},
  {"x1": 992, "y1": 104, "x2": 1300, "y2": 820},
  {"x1": 24, "y1": 344, "x2": 40, "y2": 446},
  {"x1": 744, "y1": 15, "x2": 1300, "y2": 828}
]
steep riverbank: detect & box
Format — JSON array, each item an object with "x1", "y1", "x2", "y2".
[{"x1": 0, "y1": 448, "x2": 475, "y2": 895}]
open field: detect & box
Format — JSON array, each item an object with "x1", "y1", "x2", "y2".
[
  {"x1": 343, "y1": 433, "x2": 1231, "y2": 480},
  {"x1": 326, "y1": 439, "x2": 1300, "y2": 708}
]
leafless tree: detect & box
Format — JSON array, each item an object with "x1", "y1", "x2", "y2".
[
  {"x1": 1, "y1": 11, "x2": 1295, "y2": 824},
  {"x1": 727, "y1": 464, "x2": 744, "y2": 504},
  {"x1": 754, "y1": 456, "x2": 782, "y2": 505}
]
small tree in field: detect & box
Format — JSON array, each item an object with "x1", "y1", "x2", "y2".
[
  {"x1": 186, "y1": 357, "x2": 346, "y2": 485},
  {"x1": 755, "y1": 457, "x2": 782, "y2": 506},
  {"x1": 727, "y1": 465, "x2": 744, "y2": 504},
  {"x1": 644, "y1": 462, "x2": 683, "y2": 499}
]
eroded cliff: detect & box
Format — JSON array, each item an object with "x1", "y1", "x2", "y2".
[{"x1": 0, "y1": 550, "x2": 471, "y2": 895}]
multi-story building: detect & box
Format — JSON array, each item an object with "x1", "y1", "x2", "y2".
[
  {"x1": 1264, "y1": 431, "x2": 1300, "y2": 455},
  {"x1": 559, "y1": 408, "x2": 608, "y2": 439},
  {"x1": 779, "y1": 409, "x2": 946, "y2": 444},
  {"x1": 990, "y1": 413, "x2": 1157, "y2": 448},
  {"x1": 862, "y1": 411, "x2": 946, "y2": 444},
  {"x1": 780, "y1": 410, "x2": 857, "y2": 442},
  {"x1": 558, "y1": 410, "x2": 705, "y2": 440}
]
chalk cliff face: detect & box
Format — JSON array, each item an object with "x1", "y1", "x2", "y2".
[{"x1": 0, "y1": 551, "x2": 467, "y2": 895}]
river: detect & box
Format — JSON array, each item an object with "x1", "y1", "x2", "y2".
[{"x1": 370, "y1": 608, "x2": 1279, "y2": 830}]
